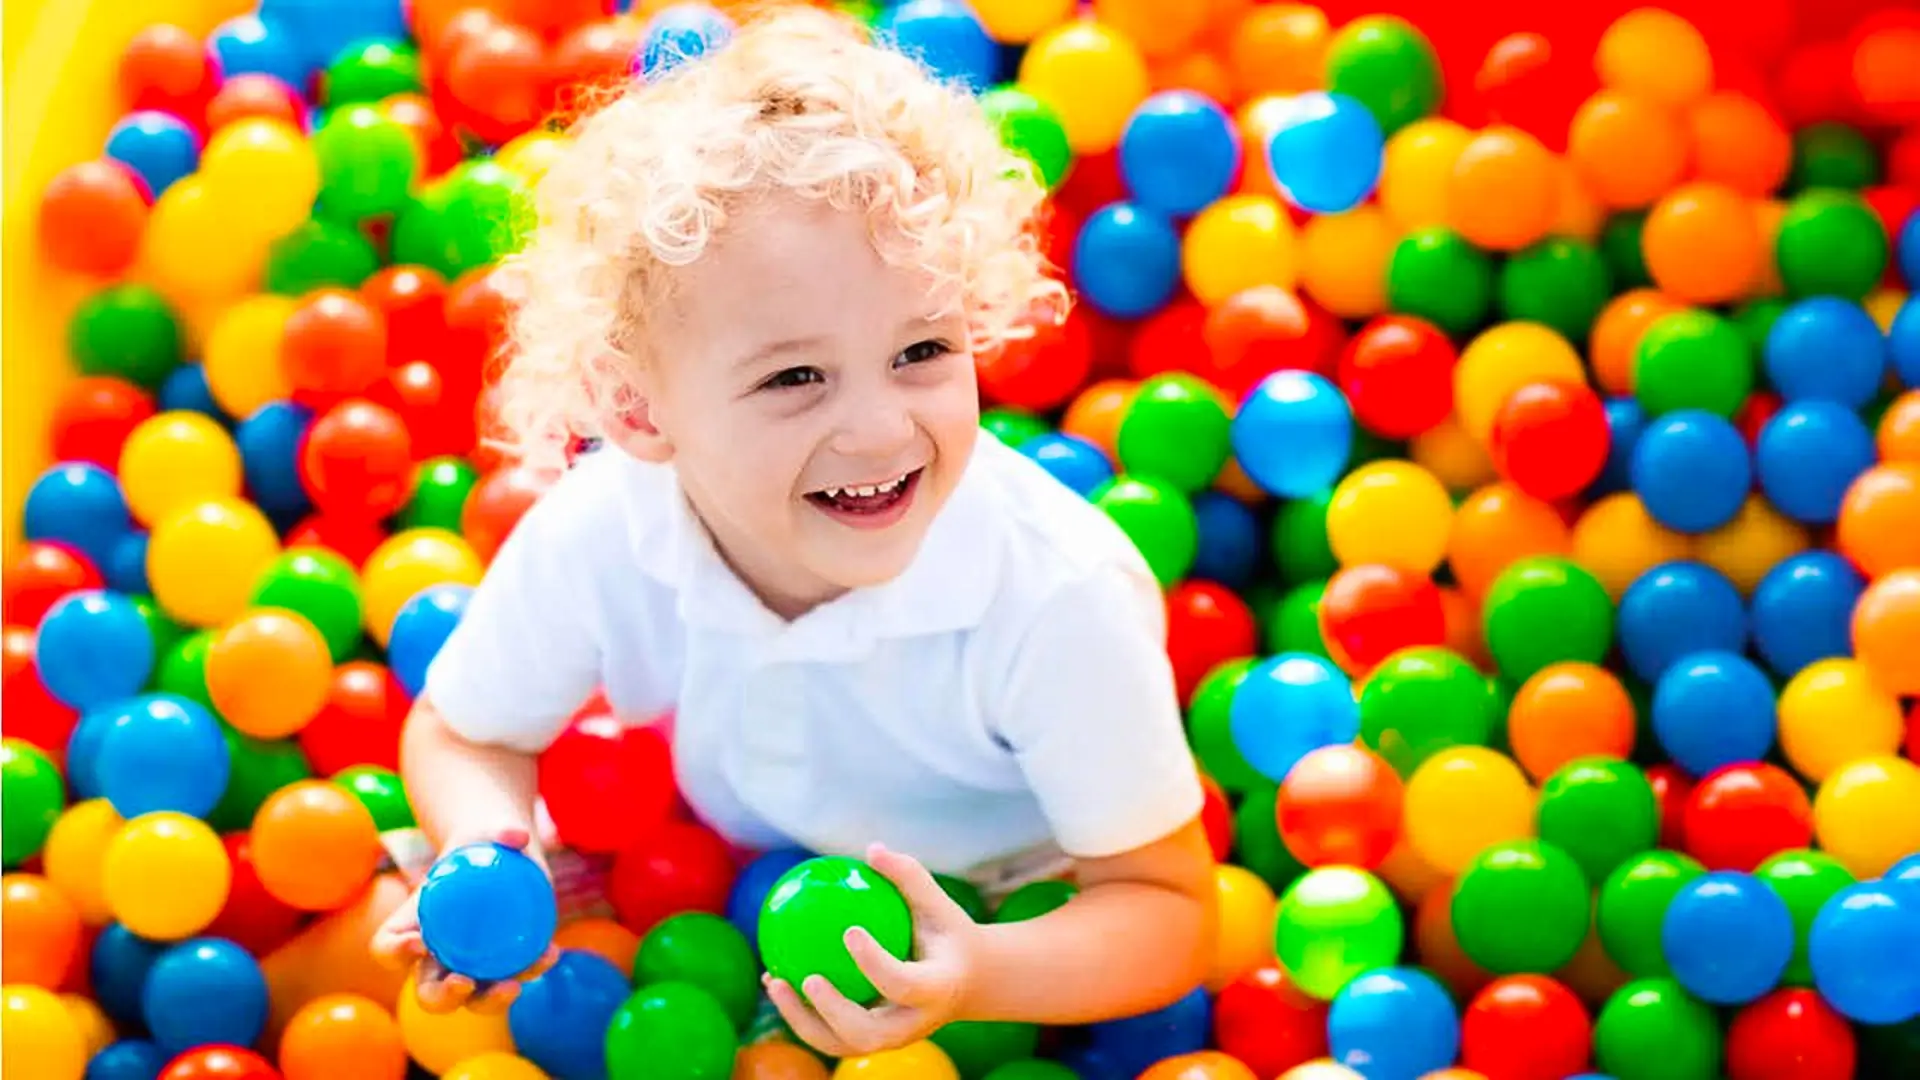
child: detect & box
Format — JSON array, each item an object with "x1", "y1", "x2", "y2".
[{"x1": 371, "y1": 4, "x2": 1214, "y2": 1059}]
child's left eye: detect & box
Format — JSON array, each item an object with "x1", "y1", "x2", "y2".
[{"x1": 896, "y1": 339, "x2": 952, "y2": 367}]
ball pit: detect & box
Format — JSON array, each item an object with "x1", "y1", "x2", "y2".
[{"x1": 7, "y1": 0, "x2": 1920, "y2": 1078}]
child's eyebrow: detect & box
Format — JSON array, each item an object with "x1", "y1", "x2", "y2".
[{"x1": 735, "y1": 335, "x2": 832, "y2": 370}]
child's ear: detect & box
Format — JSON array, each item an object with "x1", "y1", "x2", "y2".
[{"x1": 601, "y1": 394, "x2": 674, "y2": 463}]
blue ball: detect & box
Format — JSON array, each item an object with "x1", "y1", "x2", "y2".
[
  {"x1": 875, "y1": 0, "x2": 999, "y2": 93},
  {"x1": 85, "y1": 1039, "x2": 169, "y2": 1080},
  {"x1": 1764, "y1": 297, "x2": 1887, "y2": 407},
  {"x1": 1891, "y1": 296, "x2": 1920, "y2": 387},
  {"x1": 1888, "y1": 853, "x2": 1920, "y2": 896},
  {"x1": 66, "y1": 700, "x2": 139, "y2": 801},
  {"x1": 1231, "y1": 370, "x2": 1353, "y2": 498},
  {"x1": 418, "y1": 841, "x2": 558, "y2": 982},
  {"x1": 1265, "y1": 91, "x2": 1385, "y2": 214},
  {"x1": 1072, "y1": 202, "x2": 1182, "y2": 318},
  {"x1": 23, "y1": 462, "x2": 132, "y2": 568},
  {"x1": 1119, "y1": 90, "x2": 1241, "y2": 217},
  {"x1": 1617, "y1": 561, "x2": 1747, "y2": 683},
  {"x1": 141, "y1": 937, "x2": 269, "y2": 1054},
  {"x1": 91, "y1": 924, "x2": 168, "y2": 1026},
  {"x1": 1809, "y1": 882, "x2": 1920, "y2": 1024},
  {"x1": 509, "y1": 949, "x2": 632, "y2": 1080},
  {"x1": 1020, "y1": 432, "x2": 1116, "y2": 498},
  {"x1": 726, "y1": 847, "x2": 813, "y2": 944},
  {"x1": 388, "y1": 584, "x2": 472, "y2": 697},
  {"x1": 1066, "y1": 986, "x2": 1210, "y2": 1080},
  {"x1": 96, "y1": 693, "x2": 230, "y2": 820},
  {"x1": 1900, "y1": 212, "x2": 1920, "y2": 299},
  {"x1": 1229, "y1": 652, "x2": 1357, "y2": 783},
  {"x1": 1328, "y1": 967, "x2": 1460, "y2": 1080},
  {"x1": 641, "y1": 4, "x2": 734, "y2": 80},
  {"x1": 104, "y1": 531, "x2": 151, "y2": 595},
  {"x1": 1631, "y1": 409, "x2": 1750, "y2": 533},
  {"x1": 1190, "y1": 491, "x2": 1261, "y2": 588},
  {"x1": 258, "y1": 0, "x2": 407, "y2": 71},
  {"x1": 1588, "y1": 396, "x2": 1646, "y2": 499},
  {"x1": 236, "y1": 400, "x2": 316, "y2": 522},
  {"x1": 1651, "y1": 650, "x2": 1776, "y2": 777},
  {"x1": 1751, "y1": 551, "x2": 1866, "y2": 678},
  {"x1": 1661, "y1": 871, "x2": 1794, "y2": 1005},
  {"x1": 36, "y1": 590, "x2": 154, "y2": 711},
  {"x1": 208, "y1": 15, "x2": 309, "y2": 93},
  {"x1": 104, "y1": 111, "x2": 199, "y2": 199},
  {"x1": 1755, "y1": 400, "x2": 1875, "y2": 525},
  {"x1": 156, "y1": 363, "x2": 230, "y2": 426}
]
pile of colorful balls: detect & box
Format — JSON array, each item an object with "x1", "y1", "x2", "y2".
[{"x1": 9, "y1": 0, "x2": 1920, "y2": 1078}]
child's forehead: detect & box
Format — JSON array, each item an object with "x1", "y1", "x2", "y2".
[{"x1": 674, "y1": 198, "x2": 943, "y2": 319}]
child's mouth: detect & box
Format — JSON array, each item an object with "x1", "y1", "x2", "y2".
[{"x1": 805, "y1": 468, "x2": 923, "y2": 526}]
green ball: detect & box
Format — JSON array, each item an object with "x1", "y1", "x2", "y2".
[
  {"x1": 1790, "y1": 121, "x2": 1880, "y2": 192},
  {"x1": 315, "y1": 103, "x2": 422, "y2": 224},
  {"x1": 251, "y1": 550, "x2": 365, "y2": 664},
  {"x1": 436, "y1": 161, "x2": 534, "y2": 276},
  {"x1": 1536, "y1": 757, "x2": 1658, "y2": 885},
  {"x1": 1270, "y1": 493, "x2": 1336, "y2": 583},
  {"x1": 1387, "y1": 227, "x2": 1494, "y2": 338},
  {"x1": 1482, "y1": 556, "x2": 1614, "y2": 682},
  {"x1": 1116, "y1": 373, "x2": 1231, "y2": 493},
  {"x1": 324, "y1": 40, "x2": 422, "y2": 107},
  {"x1": 69, "y1": 284, "x2": 184, "y2": 390},
  {"x1": 638, "y1": 912, "x2": 760, "y2": 1032},
  {"x1": 935, "y1": 874, "x2": 991, "y2": 924},
  {"x1": 758, "y1": 856, "x2": 913, "y2": 1006},
  {"x1": 1263, "y1": 579, "x2": 1330, "y2": 659},
  {"x1": 1634, "y1": 309, "x2": 1754, "y2": 418},
  {"x1": 1324, "y1": 16, "x2": 1442, "y2": 136},
  {"x1": 1358, "y1": 646, "x2": 1499, "y2": 776},
  {"x1": 2, "y1": 739, "x2": 64, "y2": 867},
  {"x1": 605, "y1": 982, "x2": 738, "y2": 1080},
  {"x1": 984, "y1": 1062, "x2": 1080, "y2": 1080},
  {"x1": 981, "y1": 406, "x2": 1050, "y2": 448},
  {"x1": 1597, "y1": 849, "x2": 1705, "y2": 979},
  {"x1": 1600, "y1": 212, "x2": 1652, "y2": 289},
  {"x1": 209, "y1": 727, "x2": 313, "y2": 832},
  {"x1": 268, "y1": 218, "x2": 381, "y2": 294},
  {"x1": 131, "y1": 594, "x2": 188, "y2": 673},
  {"x1": 1275, "y1": 866, "x2": 1403, "y2": 999},
  {"x1": 1451, "y1": 839, "x2": 1590, "y2": 974},
  {"x1": 1754, "y1": 848, "x2": 1855, "y2": 987},
  {"x1": 1731, "y1": 297, "x2": 1787, "y2": 360},
  {"x1": 981, "y1": 85, "x2": 1072, "y2": 191},
  {"x1": 1594, "y1": 978, "x2": 1723, "y2": 1080},
  {"x1": 1776, "y1": 188, "x2": 1888, "y2": 301},
  {"x1": 1499, "y1": 237, "x2": 1614, "y2": 344},
  {"x1": 332, "y1": 765, "x2": 415, "y2": 832},
  {"x1": 1189, "y1": 658, "x2": 1265, "y2": 794},
  {"x1": 931, "y1": 1020, "x2": 1042, "y2": 1080},
  {"x1": 399, "y1": 457, "x2": 479, "y2": 533},
  {"x1": 992, "y1": 879, "x2": 1077, "y2": 924},
  {"x1": 156, "y1": 630, "x2": 218, "y2": 713},
  {"x1": 1233, "y1": 785, "x2": 1306, "y2": 894},
  {"x1": 1091, "y1": 474, "x2": 1198, "y2": 586}
]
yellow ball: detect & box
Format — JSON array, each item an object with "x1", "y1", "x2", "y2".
[
  {"x1": 1812, "y1": 755, "x2": 1920, "y2": 878},
  {"x1": 1016, "y1": 21, "x2": 1149, "y2": 154},
  {"x1": 147, "y1": 497, "x2": 282, "y2": 628},
  {"x1": 1570, "y1": 493, "x2": 1693, "y2": 599},
  {"x1": 1379, "y1": 118, "x2": 1470, "y2": 230},
  {"x1": 101, "y1": 812, "x2": 231, "y2": 941},
  {"x1": 397, "y1": 973, "x2": 516, "y2": 1076},
  {"x1": 204, "y1": 294, "x2": 296, "y2": 419},
  {"x1": 1410, "y1": 415, "x2": 1497, "y2": 493},
  {"x1": 202, "y1": 117, "x2": 322, "y2": 239},
  {"x1": 118, "y1": 411, "x2": 243, "y2": 527},
  {"x1": 60, "y1": 994, "x2": 114, "y2": 1057},
  {"x1": 443, "y1": 1053, "x2": 550, "y2": 1080},
  {"x1": 1, "y1": 986, "x2": 87, "y2": 1080},
  {"x1": 833, "y1": 1041, "x2": 961, "y2": 1079},
  {"x1": 1208, "y1": 864, "x2": 1278, "y2": 990},
  {"x1": 1867, "y1": 288, "x2": 1907, "y2": 332},
  {"x1": 1327, "y1": 461, "x2": 1454, "y2": 574},
  {"x1": 1403, "y1": 747, "x2": 1536, "y2": 875},
  {"x1": 362, "y1": 529, "x2": 486, "y2": 646},
  {"x1": 1778, "y1": 659, "x2": 1905, "y2": 783},
  {"x1": 1692, "y1": 494, "x2": 1809, "y2": 594},
  {"x1": 138, "y1": 175, "x2": 269, "y2": 301},
  {"x1": 495, "y1": 131, "x2": 571, "y2": 187},
  {"x1": 1181, "y1": 194, "x2": 1298, "y2": 306},
  {"x1": 969, "y1": 0, "x2": 1075, "y2": 44},
  {"x1": 1299, "y1": 205, "x2": 1399, "y2": 318},
  {"x1": 42, "y1": 798, "x2": 124, "y2": 926},
  {"x1": 1454, "y1": 322, "x2": 1586, "y2": 444},
  {"x1": 1279, "y1": 1063, "x2": 1366, "y2": 1080}
]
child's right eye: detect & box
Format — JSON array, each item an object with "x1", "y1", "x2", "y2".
[{"x1": 760, "y1": 367, "x2": 824, "y2": 391}]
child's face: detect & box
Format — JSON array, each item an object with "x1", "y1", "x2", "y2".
[{"x1": 636, "y1": 197, "x2": 981, "y2": 616}]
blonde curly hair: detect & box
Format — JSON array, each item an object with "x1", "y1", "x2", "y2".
[{"x1": 493, "y1": 2, "x2": 1068, "y2": 471}]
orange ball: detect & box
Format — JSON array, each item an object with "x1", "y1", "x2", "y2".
[
  {"x1": 1571, "y1": 493, "x2": 1694, "y2": 598},
  {"x1": 279, "y1": 993, "x2": 408, "y2": 1080},
  {"x1": 1094, "y1": 0, "x2": 1210, "y2": 59},
  {"x1": 1877, "y1": 389, "x2": 1920, "y2": 463},
  {"x1": 1588, "y1": 289, "x2": 1684, "y2": 395},
  {"x1": 551, "y1": 918, "x2": 640, "y2": 979},
  {"x1": 1687, "y1": 91, "x2": 1792, "y2": 196},
  {"x1": 250, "y1": 780, "x2": 385, "y2": 912},
  {"x1": 1641, "y1": 182, "x2": 1761, "y2": 305},
  {"x1": 1568, "y1": 91, "x2": 1689, "y2": 210},
  {"x1": 1837, "y1": 462, "x2": 1920, "y2": 579},
  {"x1": 1225, "y1": 4, "x2": 1328, "y2": 99},
  {"x1": 1276, "y1": 744, "x2": 1404, "y2": 870},
  {"x1": 1853, "y1": 569, "x2": 1920, "y2": 695},
  {"x1": 1506, "y1": 662, "x2": 1637, "y2": 781},
  {"x1": 732, "y1": 1041, "x2": 831, "y2": 1080},
  {"x1": 1747, "y1": 198, "x2": 1788, "y2": 298},
  {"x1": 1596, "y1": 8, "x2": 1714, "y2": 107},
  {"x1": 1445, "y1": 126, "x2": 1560, "y2": 252},
  {"x1": 1140, "y1": 1052, "x2": 1259, "y2": 1080},
  {"x1": 1060, "y1": 379, "x2": 1136, "y2": 459},
  {"x1": 1150, "y1": 51, "x2": 1234, "y2": 104},
  {"x1": 1414, "y1": 880, "x2": 1493, "y2": 999},
  {"x1": 1438, "y1": 586, "x2": 1490, "y2": 670},
  {"x1": 1551, "y1": 158, "x2": 1605, "y2": 242},
  {"x1": 1, "y1": 874, "x2": 81, "y2": 989},
  {"x1": 1446, "y1": 483, "x2": 1571, "y2": 599},
  {"x1": 205, "y1": 608, "x2": 334, "y2": 739}
]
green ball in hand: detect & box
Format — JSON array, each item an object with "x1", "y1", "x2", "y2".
[{"x1": 758, "y1": 855, "x2": 914, "y2": 1007}]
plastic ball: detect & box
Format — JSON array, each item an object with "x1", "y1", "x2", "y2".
[
  {"x1": 360, "y1": 529, "x2": 484, "y2": 645},
  {"x1": 419, "y1": 841, "x2": 557, "y2": 982},
  {"x1": 1323, "y1": 15, "x2": 1441, "y2": 136},
  {"x1": 96, "y1": 693, "x2": 229, "y2": 820},
  {"x1": 1454, "y1": 323, "x2": 1585, "y2": 447},
  {"x1": 1812, "y1": 756, "x2": 1920, "y2": 879},
  {"x1": 1776, "y1": 189, "x2": 1888, "y2": 301},
  {"x1": 1378, "y1": 118, "x2": 1469, "y2": 230},
  {"x1": 1386, "y1": 227, "x2": 1495, "y2": 338},
  {"x1": 1725, "y1": 988, "x2": 1857, "y2": 1080},
  {"x1": 1593, "y1": 978, "x2": 1723, "y2": 1080},
  {"x1": 874, "y1": 0, "x2": 997, "y2": 92},
  {"x1": 33, "y1": 590, "x2": 153, "y2": 711},
  {"x1": 1072, "y1": 202, "x2": 1181, "y2": 318},
  {"x1": 205, "y1": 608, "x2": 332, "y2": 740},
  {"x1": 1231, "y1": 370, "x2": 1351, "y2": 498},
  {"x1": 1498, "y1": 237, "x2": 1612, "y2": 344},
  {"x1": 1754, "y1": 849, "x2": 1857, "y2": 989},
  {"x1": 1568, "y1": 91, "x2": 1689, "y2": 210},
  {"x1": 1753, "y1": 401, "x2": 1875, "y2": 528},
  {"x1": 1326, "y1": 967, "x2": 1459, "y2": 1080},
  {"x1": 1851, "y1": 569, "x2": 1920, "y2": 697},
  {"x1": 142, "y1": 937, "x2": 269, "y2": 1054},
  {"x1": 396, "y1": 971, "x2": 514, "y2": 1075},
  {"x1": 1090, "y1": 475, "x2": 1197, "y2": 586},
  {"x1": 1445, "y1": 125, "x2": 1559, "y2": 252},
  {"x1": 1630, "y1": 410, "x2": 1750, "y2": 534},
  {"x1": 1648, "y1": 650, "x2": 1775, "y2": 778},
  {"x1": 0, "y1": 985, "x2": 87, "y2": 1080},
  {"x1": 1355, "y1": 646, "x2": 1497, "y2": 777},
  {"x1": 1460, "y1": 975, "x2": 1593, "y2": 1080},
  {"x1": 1642, "y1": 182, "x2": 1762, "y2": 305},
  {"x1": 1265, "y1": 91, "x2": 1384, "y2": 215},
  {"x1": 1777, "y1": 659, "x2": 1904, "y2": 783},
  {"x1": 200, "y1": 118, "x2": 321, "y2": 239},
  {"x1": 1335, "y1": 315, "x2": 1454, "y2": 440},
  {"x1": 102, "y1": 811, "x2": 230, "y2": 941},
  {"x1": 1747, "y1": 551, "x2": 1861, "y2": 682},
  {"x1": 1684, "y1": 763, "x2": 1814, "y2": 874},
  {"x1": 1615, "y1": 561, "x2": 1746, "y2": 683},
  {"x1": 759, "y1": 855, "x2": 912, "y2": 1007},
  {"x1": 104, "y1": 110, "x2": 197, "y2": 198},
  {"x1": 250, "y1": 779, "x2": 384, "y2": 911},
  {"x1": 1487, "y1": 379, "x2": 1609, "y2": 501},
  {"x1": 1115, "y1": 374, "x2": 1230, "y2": 494},
  {"x1": 1274, "y1": 866, "x2": 1403, "y2": 1000},
  {"x1": 1536, "y1": 758, "x2": 1659, "y2": 887},
  {"x1": 1402, "y1": 747, "x2": 1535, "y2": 876},
  {"x1": 38, "y1": 160, "x2": 150, "y2": 276},
  {"x1": 1661, "y1": 871, "x2": 1795, "y2": 1005},
  {"x1": 1837, "y1": 462, "x2": 1920, "y2": 577},
  {"x1": 387, "y1": 584, "x2": 469, "y2": 697},
  {"x1": 1452, "y1": 840, "x2": 1590, "y2": 974},
  {"x1": 1017, "y1": 21, "x2": 1149, "y2": 154},
  {"x1": 1481, "y1": 556, "x2": 1613, "y2": 682},
  {"x1": 147, "y1": 497, "x2": 282, "y2": 628},
  {"x1": 1275, "y1": 744, "x2": 1402, "y2": 870},
  {"x1": 313, "y1": 103, "x2": 422, "y2": 224},
  {"x1": 1229, "y1": 653, "x2": 1357, "y2": 783},
  {"x1": 1808, "y1": 882, "x2": 1920, "y2": 1023},
  {"x1": 69, "y1": 283, "x2": 184, "y2": 391},
  {"x1": 278, "y1": 993, "x2": 408, "y2": 1080},
  {"x1": 1764, "y1": 297, "x2": 1887, "y2": 409},
  {"x1": 1118, "y1": 90, "x2": 1240, "y2": 216}
]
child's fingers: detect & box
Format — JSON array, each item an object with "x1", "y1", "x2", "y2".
[
  {"x1": 765, "y1": 977, "x2": 850, "y2": 1058},
  {"x1": 521, "y1": 944, "x2": 562, "y2": 981},
  {"x1": 467, "y1": 980, "x2": 523, "y2": 1016},
  {"x1": 414, "y1": 968, "x2": 477, "y2": 1015},
  {"x1": 866, "y1": 844, "x2": 965, "y2": 925},
  {"x1": 799, "y1": 973, "x2": 883, "y2": 1048},
  {"x1": 370, "y1": 924, "x2": 424, "y2": 971},
  {"x1": 843, "y1": 926, "x2": 935, "y2": 1008},
  {"x1": 492, "y1": 826, "x2": 533, "y2": 851}
]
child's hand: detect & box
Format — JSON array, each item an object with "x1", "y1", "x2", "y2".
[
  {"x1": 370, "y1": 826, "x2": 560, "y2": 1016},
  {"x1": 763, "y1": 844, "x2": 982, "y2": 1059}
]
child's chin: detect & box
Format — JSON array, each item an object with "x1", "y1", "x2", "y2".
[{"x1": 807, "y1": 538, "x2": 924, "y2": 592}]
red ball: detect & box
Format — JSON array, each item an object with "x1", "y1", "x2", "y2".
[
  {"x1": 38, "y1": 160, "x2": 151, "y2": 276},
  {"x1": 1473, "y1": 32, "x2": 1592, "y2": 151},
  {"x1": 1683, "y1": 762, "x2": 1813, "y2": 871},
  {"x1": 50, "y1": 376, "x2": 156, "y2": 467},
  {"x1": 1275, "y1": 743, "x2": 1403, "y2": 869},
  {"x1": 1127, "y1": 297, "x2": 1209, "y2": 381},
  {"x1": 1212, "y1": 964, "x2": 1329, "y2": 1077},
  {"x1": 1726, "y1": 988, "x2": 1857, "y2": 1080},
  {"x1": 1889, "y1": 128, "x2": 1920, "y2": 190},
  {"x1": 1202, "y1": 285, "x2": 1346, "y2": 400},
  {"x1": 539, "y1": 714, "x2": 676, "y2": 855},
  {"x1": 1337, "y1": 314, "x2": 1457, "y2": 439},
  {"x1": 1775, "y1": 42, "x2": 1858, "y2": 127},
  {"x1": 550, "y1": 18, "x2": 644, "y2": 120},
  {"x1": 1488, "y1": 380, "x2": 1610, "y2": 501},
  {"x1": 439, "y1": 22, "x2": 553, "y2": 147},
  {"x1": 1199, "y1": 774, "x2": 1232, "y2": 861},
  {"x1": 1318, "y1": 564, "x2": 1448, "y2": 674},
  {"x1": 283, "y1": 289, "x2": 390, "y2": 409},
  {"x1": 3, "y1": 627, "x2": 78, "y2": 767},
  {"x1": 1165, "y1": 580, "x2": 1257, "y2": 705},
  {"x1": 1054, "y1": 148, "x2": 1126, "y2": 220},
  {"x1": 382, "y1": 92, "x2": 464, "y2": 177},
  {"x1": 4, "y1": 543, "x2": 102, "y2": 627},
  {"x1": 361, "y1": 265, "x2": 450, "y2": 369},
  {"x1": 204, "y1": 832, "x2": 307, "y2": 956},
  {"x1": 444, "y1": 267, "x2": 518, "y2": 390},
  {"x1": 205, "y1": 73, "x2": 307, "y2": 133},
  {"x1": 287, "y1": 514, "x2": 390, "y2": 568},
  {"x1": 370, "y1": 360, "x2": 480, "y2": 460},
  {"x1": 1461, "y1": 974, "x2": 1594, "y2": 1080},
  {"x1": 159, "y1": 1046, "x2": 281, "y2": 1080},
  {"x1": 119, "y1": 23, "x2": 215, "y2": 123},
  {"x1": 1737, "y1": 390, "x2": 1784, "y2": 447},
  {"x1": 298, "y1": 661, "x2": 409, "y2": 777},
  {"x1": 495, "y1": 0, "x2": 614, "y2": 42},
  {"x1": 1646, "y1": 763, "x2": 1695, "y2": 850},
  {"x1": 976, "y1": 305, "x2": 1095, "y2": 412},
  {"x1": 461, "y1": 466, "x2": 553, "y2": 563},
  {"x1": 607, "y1": 821, "x2": 737, "y2": 936},
  {"x1": 1905, "y1": 700, "x2": 1920, "y2": 763},
  {"x1": 300, "y1": 400, "x2": 416, "y2": 521}
]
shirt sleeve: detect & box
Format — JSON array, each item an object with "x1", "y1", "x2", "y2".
[
  {"x1": 989, "y1": 565, "x2": 1206, "y2": 860},
  {"x1": 421, "y1": 466, "x2": 609, "y2": 754}
]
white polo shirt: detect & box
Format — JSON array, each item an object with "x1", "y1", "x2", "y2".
[{"x1": 422, "y1": 435, "x2": 1205, "y2": 882}]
